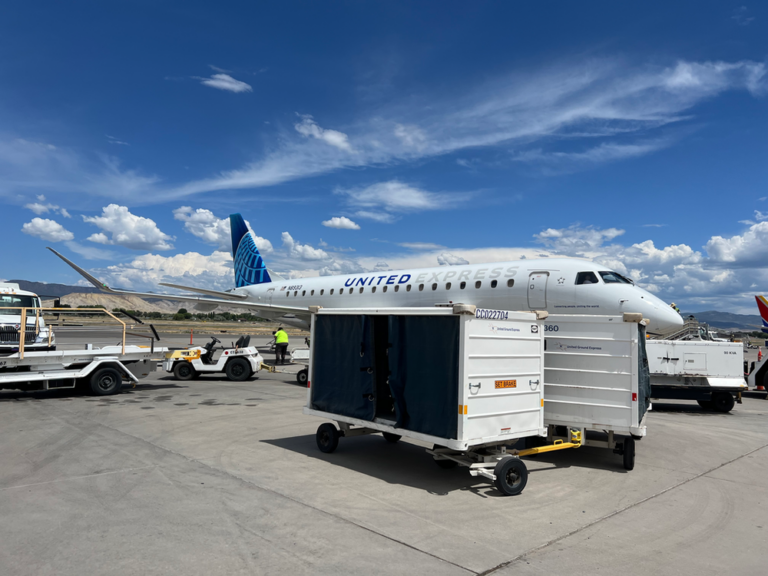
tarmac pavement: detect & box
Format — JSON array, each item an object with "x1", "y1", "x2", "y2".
[{"x1": 1, "y1": 337, "x2": 767, "y2": 575}]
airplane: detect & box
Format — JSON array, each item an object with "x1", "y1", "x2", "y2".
[
  {"x1": 756, "y1": 295, "x2": 768, "y2": 335},
  {"x1": 48, "y1": 213, "x2": 684, "y2": 333}
]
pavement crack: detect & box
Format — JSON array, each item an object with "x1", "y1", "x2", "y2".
[{"x1": 477, "y1": 442, "x2": 768, "y2": 576}]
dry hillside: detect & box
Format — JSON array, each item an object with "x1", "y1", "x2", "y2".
[{"x1": 42, "y1": 293, "x2": 247, "y2": 315}]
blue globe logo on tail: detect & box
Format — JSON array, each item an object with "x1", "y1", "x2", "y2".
[{"x1": 230, "y1": 214, "x2": 272, "y2": 288}]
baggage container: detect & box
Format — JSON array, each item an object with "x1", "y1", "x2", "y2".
[
  {"x1": 304, "y1": 305, "x2": 585, "y2": 496},
  {"x1": 541, "y1": 313, "x2": 651, "y2": 470}
]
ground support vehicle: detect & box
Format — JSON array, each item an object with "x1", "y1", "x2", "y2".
[
  {"x1": 746, "y1": 356, "x2": 768, "y2": 392},
  {"x1": 0, "y1": 283, "x2": 55, "y2": 353},
  {"x1": 164, "y1": 336, "x2": 264, "y2": 381},
  {"x1": 646, "y1": 340, "x2": 746, "y2": 412},
  {"x1": 0, "y1": 345, "x2": 163, "y2": 395},
  {"x1": 541, "y1": 314, "x2": 651, "y2": 470},
  {"x1": 304, "y1": 305, "x2": 588, "y2": 496}
]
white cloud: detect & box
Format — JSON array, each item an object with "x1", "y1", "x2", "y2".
[
  {"x1": 705, "y1": 221, "x2": 768, "y2": 267},
  {"x1": 755, "y1": 210, "x2": 767, "y2": 221},
  {"x1": 2, "y1": 58, "x2": 765, "y2": 204},
  {"x1": 63, "y1": 241, "x2": 116, "y2": 261},
  {"x1": 281, "y1": 232, "x2": 329, "y2": 261},
  {"x1": 337, "y1": 181, "x2": 470, "y2": 223},
  {"x1": 294, "y1": 114, "x2": 353, "y2": 152},
  {"x1": 322, "y1": 216, "x2": 360, "y2": 230},
  {"x1": 394, "y1": 124, "x2": 427, "y2": 150},
  {"x1": 535, "y1": 225, "x2": 625, "y2": 254},
  {"x1": 83, "y1": 205, "x2": 174, "y2": 251},
  {"x1": 731, "y1": 6, "x2": 754, "y2": 26},
  {"x1": 513, "y1": 140, "x2": 670, "y2": 171},
  {"x1": 106, "y1": 135, "x2": 129, "y2": 146},
  {"x1": 354, "y1": 210, "x2": 397, "y2": 223},
  {"x1": 173, "y1": 206, "x2": 274, "y2": 253},
  {"x1": 399, "y1": 242, "x2": 446, "y2": 250},
  {"x1": 198, "y1": 73, "x2": 252, "y2": 93},
  {"x1": 25, "y1": 201, "x2": 71, "y2": 218},
  {"x1": 437, "y1": 252, "x2": 470, "y2": 266},
  {"x1": 21, "y1": 218, "x2": 74, "y2": 242},
  {"x1": 96, "y1": 251, "x2": 236, "y2": 292}
]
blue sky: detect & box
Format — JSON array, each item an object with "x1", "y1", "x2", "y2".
[{"x1": 1, "y1": 1, "x2": 766, "y2": 312}]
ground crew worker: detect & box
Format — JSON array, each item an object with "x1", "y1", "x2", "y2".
[{"x1": 274, "y1": 327, "x2": 289, "y2": 365}]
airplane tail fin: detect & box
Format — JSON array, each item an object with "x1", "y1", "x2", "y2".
[
  {"x1": 757, "y1": 295, "x2": 768, "y2": 334},
  {"x1": 230, "y1": 214, "x2": 272, "y2": 288}
]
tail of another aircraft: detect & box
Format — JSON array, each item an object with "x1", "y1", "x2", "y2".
[
  {"x1": 756, "y1": 295, "x2": 768, "y2": 334},
  {"x1": 230, "y1": 214, "x2": 272, "y2": 288}
]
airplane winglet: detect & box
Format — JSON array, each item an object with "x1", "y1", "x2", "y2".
[{"x1": 47, "y1": 247, "x2": 116, "y2": 293}]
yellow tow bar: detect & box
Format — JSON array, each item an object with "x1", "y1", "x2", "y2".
[{"x1": 514, "y1": 430, "x2": 583, "y2": 457}]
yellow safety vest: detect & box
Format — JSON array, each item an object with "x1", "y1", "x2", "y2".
[{"x1": 275, "y1": 330, "x2": 289, "y2": 344}]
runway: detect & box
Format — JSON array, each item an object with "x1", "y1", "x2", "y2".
[{"x1": 1, "y1": 332, "x2": 766, "y2": 575}]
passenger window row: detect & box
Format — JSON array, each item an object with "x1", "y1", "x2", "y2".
[{"x1": 284, "y1": 278, "x2": 515, "y2": 296}]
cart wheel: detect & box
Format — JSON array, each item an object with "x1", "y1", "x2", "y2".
[
  {"x1": 711, "y1": 392, "x2": 735, "y2": 413},
  {"x1": 89, "y1": 367, "x2": 123, "y2": 396},
  {"x1": 622, "y1": 437, "x2": 635, "y2": 471},
  {"x1": 316, "y1": 423, "x2": 340, "y2": 453},
  {"x1": 225, "y1": 357, "x2": 252, "y2": 381},
  {"x1": 296, "y1": 369, "x2": 308, "y2": 385},
  {"x1": 173, "y1": 362, "x2": 196, "y2": 381},
  {"x1": 381, "y1": 432, "x2": 401, "y2": 443},
  {"x1": 493, "y1": 457, "x2": 528, "y2": 496},
  {"x1": 697, "y1": 399, "x2": 714, "y2": 410}
]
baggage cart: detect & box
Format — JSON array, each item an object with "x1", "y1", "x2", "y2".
[
  {"x1": 303, "y1": 305, "x2": 583, "y2": 496},
  {"x1": 542, "y1": 314, "x2": 651, "y2": 470}
]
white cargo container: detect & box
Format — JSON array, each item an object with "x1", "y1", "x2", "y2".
[
  {"x1": 646, "y1": 340, "x2": 746, "y2": 412},
  {"x1": 303, "y1": 305, "x2": 584, "y2": 495},
  {"x1": 542, "y1": 314, "x2": 650, "y2": 470}
]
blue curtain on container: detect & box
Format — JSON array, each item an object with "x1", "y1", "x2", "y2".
[{"x1": 311, "y1": 314, "x2": 376, "y2": 421}]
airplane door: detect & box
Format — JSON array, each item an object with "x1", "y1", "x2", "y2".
[
  {"x1": 528, "y1": 272, "x2": 549, "y2": 309},
  {"x1": 266, "y1": 288, "x2": 275, "y2": 305}
]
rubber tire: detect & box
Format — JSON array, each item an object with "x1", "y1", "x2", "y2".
[
  {"x1": 296, "y1": 369, "x2": 308, "y2": 385},
  {"x1": 623, "y1": 437, "x2": 636, "y2": 471},
  {"x1": 173, "y1": 362, "x2": 196, "y2": 381},
  {"x1": 89, "y1": 367, "x2": 122, "y2": 396},
  {"x1": 225, "y1": 357, "x2": 252, "y2": 381},
  {"x1": 697, "y1": 399, "x2": 714, "y2": 410},
  {"x1": 711, "y1": 392, "x2": 735, "y2": 413},
  {"x1": 382, "y1": 432, "x2": 401, "y2": 443},
  {"x1": 493, "y1": 457, "x2": 528, "y2": 496},
  {"x1": 316, "y1": 423, "x2": 340, "y2": 453}
]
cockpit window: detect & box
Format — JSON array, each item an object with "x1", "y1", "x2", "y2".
[
  {"x1": 599, "y1": 271, "x2": 633, "y2": 284},
  {"x1": 575, "y1": 272, "x2": 599, "y2": 285}
]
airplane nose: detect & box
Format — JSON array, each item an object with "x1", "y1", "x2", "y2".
[{"x1": 646, "y1": 299, "x2": 683, "y2": 333}]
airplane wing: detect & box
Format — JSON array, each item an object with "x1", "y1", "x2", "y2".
[
  {"x1": 47, "y1": 247, "x2": 309, "y2": 316},
  {"x1": 158, "y1": 283, "x2": 248, "y2": 300}
]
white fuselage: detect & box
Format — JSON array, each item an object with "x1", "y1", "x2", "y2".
[{"x1": 232, "y1": 258, "x2": 683, "y2": 333}]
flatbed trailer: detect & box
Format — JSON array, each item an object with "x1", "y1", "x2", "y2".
[
  {"x1": 0, "y1": 306, "x2": 165, "y2": 395},
  {"x1": 646, "y1": 340, "x2": 746, "y2": 412},
  {"x1": 0, "y1": 345, "x2": 165, "y2": 395}
]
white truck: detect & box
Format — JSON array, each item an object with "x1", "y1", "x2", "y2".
[
  {"x1": 0, "y1": 283, "x2": 55, "y2": 353},
  {"x1": 646, "y1": 340, "x2": 746, "y2": 412}
]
